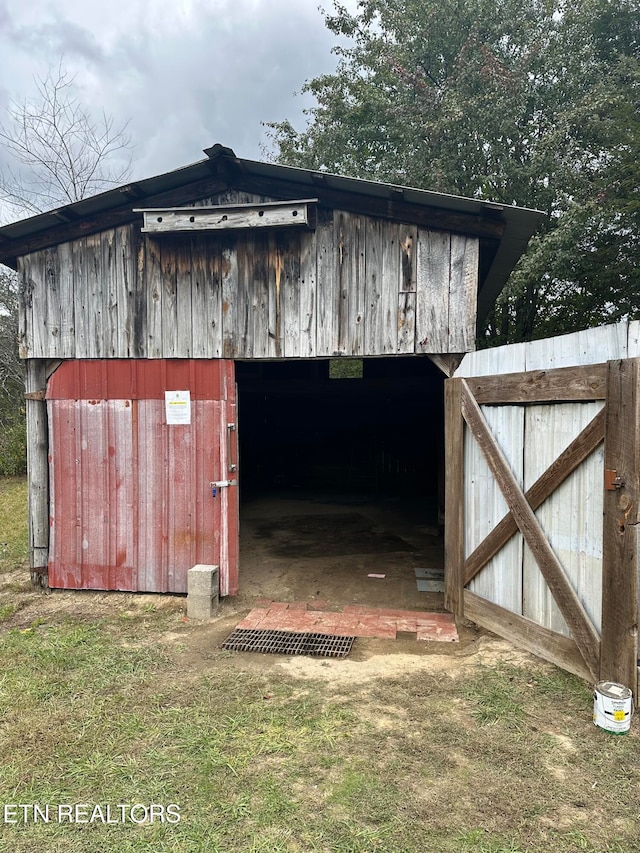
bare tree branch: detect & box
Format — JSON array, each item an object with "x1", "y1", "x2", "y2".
[
  {"x1": 0, "y1": 61, "x2": 135, "y2": 473},
  {"x1": 0, "y1": 62, "x2": 134, "y2": 216}
]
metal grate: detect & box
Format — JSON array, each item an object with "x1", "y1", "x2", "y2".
[{"x1": 221, "y1": 629, "x2": 355, "y2": 658}]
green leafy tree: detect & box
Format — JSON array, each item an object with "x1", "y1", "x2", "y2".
[{"x1": 268, "y1": 0, "x2": 640, "y2": 343}]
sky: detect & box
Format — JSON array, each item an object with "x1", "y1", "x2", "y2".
[{"x1": 0, "y1": 0, "x2": 355, "y2": 220}]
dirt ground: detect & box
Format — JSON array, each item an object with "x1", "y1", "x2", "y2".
[
  {"x1": 0, "y1": 492, "x2": 534, "y2": 681},
  {"x1": 238, "y1": 492, "x2": 445, "y2": 610}
]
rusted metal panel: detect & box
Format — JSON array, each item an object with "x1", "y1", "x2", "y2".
[{"x1": 47, "y1": 359, "x2": 238, "y2": 594}]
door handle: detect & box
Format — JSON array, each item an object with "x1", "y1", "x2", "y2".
[{"x1": 227, "y1": 422, "x2": 237, "y2": 472}]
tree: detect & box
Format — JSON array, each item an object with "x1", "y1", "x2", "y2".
[
  {"x1": 0, "y1": 268, "x2": 25, "y2": 474},
  {"x1": 0, "y1": 64, "x2": 133, "y2": 218},
  {"x1": 268, "y1": 0, "x2": 640, "y2": 343},
  {"x1": 0, "y1": 64, "x2": 134, "y2": 474}
]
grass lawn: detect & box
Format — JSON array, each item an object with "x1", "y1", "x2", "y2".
[{"x1": 0, "y1": 477, "x2": 639, "y2": 852}]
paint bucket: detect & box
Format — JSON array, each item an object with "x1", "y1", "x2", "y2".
[{"x1": 593, "y1": 681, "x2": 633, "y2": 735}]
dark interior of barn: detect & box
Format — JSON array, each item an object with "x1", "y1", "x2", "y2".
[
  {"x1": 234, "y1": 356, "x2": 446, "y2": 608},
  {"x1": 235, "y1": 356, "x2": 444, "y2": 504}
]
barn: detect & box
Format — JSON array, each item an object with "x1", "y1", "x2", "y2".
[{"x1": 6, "y1": 144, "x2": 635, "y2": 693}]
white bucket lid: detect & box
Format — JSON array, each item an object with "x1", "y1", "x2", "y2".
[{"x1": 595, "y1": 681, "x2": 632, "y2": 700}]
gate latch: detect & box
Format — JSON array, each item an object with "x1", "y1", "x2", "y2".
[
  {"x1": 210, "y1": 479, "x2": 237, "y2": 498},
  {"x1": 605, "y1": 469, "x2": 625, "y2": 491}
]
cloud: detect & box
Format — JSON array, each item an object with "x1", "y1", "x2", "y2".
[{"x1": 0, "y1": 0, "x2": 344, "y2": 180}]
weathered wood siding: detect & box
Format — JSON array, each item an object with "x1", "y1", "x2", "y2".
[
  {"x1": 456, "y1": 321, "x2": 640, "y2": 637},
  {"x1": 19, "y1": 198, "x2": 479, "y2": 360}
]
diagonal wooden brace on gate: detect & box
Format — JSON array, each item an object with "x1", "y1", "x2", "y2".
[{"x1": 464, "y1": 409, "x2": 606, "y2": 586}]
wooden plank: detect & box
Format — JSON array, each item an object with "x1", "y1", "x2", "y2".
[
  {"x1": 139, "y1": 200, "x2": 315, "y2": 233},
  {"x1": 221, "y1": 235, "x2": 239, "y2": 359},
  {"x1": 397, "y1": 292, "x2": 416, "y2": 354},
  {"x1": 25, "y1": 360, "x2": 49, "y2": 578},
  {"x1": 85, "y1": 234, "x2": 104, "y2": 357},
  {"x1": 416, "y1": 229, "x2": 450, "y2": 353},
  {"x1": 72, "y1": 238, "x2": 88, "y2": 358},
  {"x1": 103, "y1": 229, "x2": 118, "y2": 357},
  {"x1": 57, "y1": 242, "x2": 75, "y2": 357},
  {"x1": 190, "y1": 234, "x2": 210, "y2": 358},
  {"x1": 460, "y1": 380, "x2": 601, "y2": 680},
  {"x1": 467, "y1": 402, "x2": 524, "y2": 612},
  {"x1": 448, "y1": 235, "x2": 478, "y2": 352},
  {"x1": 522, "y1": 402, "x2": 604, "y2": 635},
  {"x1": 337, "y1": 211, "x2": 369, "y2": 354},
  {"x1": 114, "y1": 226, "x2": 136, "y2": 358},
  {"x1": 175, "y1": 236, "x2": 192, "y2": 357},
  {"x1": 43, "y1": 247, "x2": 61, "y2": 359},
  {"x1": 299, "y1": 229, "x2": 317, "y2": 357},
  {"x1": 279, "y1": 231, "x2": 302, "y2": 358},
  {"x1": 444, "y1": 378, "x2": 465, "y2": 618},
  {"x1": 380, "y1": 221, "x2": 400, "y2": 353},
  {"x1": 464, "y1": 591, "x2": 593, "y2": 682},
  {"x1": 465, "y1": 408, "x2": 606, "y2": 584},
  {"x1": 236, "y1": 235, "x2": 254, "y2": 358},
  {"x1": 205, "y1": 235, "x2": 223, "y2": 358},
  {"x1": 465, "y1": 363, "x2": 608, "y2": 404},
  {"x1": 25, "y1": 254, "x2": 47, "y2": 358},
  {"x1": 335, "y1": 212, "x2": 350, "y2": 355},
  {"x1": 130, "y1": 226, "x2": 147, "y2": 358},
  {"x1": 399, "y1": 224, "x2": 417, "y2": 292},
  {"x1": 145, "y1": 237, "x2": 163, "y2": 358},
  {"x1": 161, "y1": 238, "x2": 178, "y2": 357},
  {"x1": 601, "y1": 358, "x2": 640, "y2": 692},
  {"x1": 267, "y1": 232, "x2": 282, "y2": 356},
  {"x1": 251, "y1": 231, "x2": 270, "y2": 358},
  {"x1": 457, "y1": 333, "x2": 526, "y2": 611},
  {"x1": 17, "y1": 256, "x2": 32, "y2": 359},
  {"x1": 364, "y1": 216, "x2": 384, "y2": 355},
  {"x1": 316, "y1": 211, "x2": 337, "y2": 356}
]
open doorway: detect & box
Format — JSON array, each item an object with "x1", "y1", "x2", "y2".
[{"x1": 234, "y1": 356, "x2": 446, "y2": 608}]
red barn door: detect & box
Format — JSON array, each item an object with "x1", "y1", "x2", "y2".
[{"x1": 46, "y1": 359, "x2": 239, "y2": 595}]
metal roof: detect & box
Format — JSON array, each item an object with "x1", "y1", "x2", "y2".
[{"x1": 0, "y1": 143, "x2": 545, "y2": 323}]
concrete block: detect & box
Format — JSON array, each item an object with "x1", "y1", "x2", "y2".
[{"x1": 187, "y1": 565, "x2": 219, "y2": 620}]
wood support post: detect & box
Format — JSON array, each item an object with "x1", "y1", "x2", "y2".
[
  {"x1": 25, "y1": 360, "x2": 49, "y2": 587},
  {"x1": 444, "y1": 378, "x2": 464, "y2": 618},
  {"x1": 601, "y1": 358, "x2": 640, "y2": 694}
]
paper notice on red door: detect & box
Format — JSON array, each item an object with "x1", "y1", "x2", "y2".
[{"x1": 165, "y1": 390, "x2": 191, "y2": 425}]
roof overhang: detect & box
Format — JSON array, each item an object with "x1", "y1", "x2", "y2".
[{"x1": 0, "y1": 143, "x2": 545, "y2": 324}]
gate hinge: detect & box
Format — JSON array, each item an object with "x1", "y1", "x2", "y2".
[
  {"x1": 24, "y1": 389, "x2": 46, "y2": 400},
  {"x1": 605, "y1": 469, "x2": 625, "y2": 491}
]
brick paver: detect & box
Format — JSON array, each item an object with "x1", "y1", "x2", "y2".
[{"x1": 234, "y1": 601, "x2": 458, "y2": 642}]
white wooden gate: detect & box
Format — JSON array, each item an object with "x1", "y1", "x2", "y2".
[{"x1": 445, "y1": 323, "x2": 640, "y2": 693}]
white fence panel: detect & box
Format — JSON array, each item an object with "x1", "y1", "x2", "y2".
[{"x1": 456, "y1": 321, "x2": 630, "y2": 626}]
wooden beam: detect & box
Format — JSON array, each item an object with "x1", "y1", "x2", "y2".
[
  {"x1": 464, "y1": 591, "x2": 593, "y2": 682},
  {"x1": 428, "y1": 354, "x2": 464, "y2": 378},
  {"x1": 460, "y1": 380, "x2": 601, "y2": 681},
  {"x1": 464, "y1": 408, "x2": 606, "y2": 584},
  {"x1": 25, "y1": 360, "x2": 49, "y2": 587},
  {"x1": 138, "y1": 200, "x2": 317, "y2": 234},
  {"x1": 601, "y1": 358, "x2": 640, "y2": 693},
  {"x1": 465, "y1": 363, "x2": 607, "y2": 405},
  {"x1": 444, "y1": 378, "x2": 465, "y2": 618}
]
